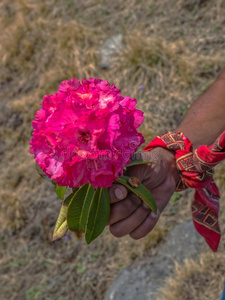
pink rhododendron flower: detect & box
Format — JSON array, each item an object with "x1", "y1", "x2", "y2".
[{"x1": 30, "y1": 78, "x2": 144, "y2": 188}]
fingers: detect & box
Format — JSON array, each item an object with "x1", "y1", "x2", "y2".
[
  {"x1": 108, "y1": 193, "x2": 141, "y2": 225},
  {"x1": 147, "y1": 176, "x2": 175, "y2": 213},
  {"x1": 129, "y1": 209, "x2": 160, "y2": 239},
  {"x1": 108, "y1": 148, "x2": 177, "y2": 240},
  {"x1": 109, "y1": 201, "x2": 151, "y2": 237},
  {"x1": 108, "y1": 183, "x2": 128, "y2": 203},
  {"x1": 108, "y1": 172, "x2": 174, "y2": 239},
  {"x1": 125, "y1": 149, "x2": 165, "y2": 186}
]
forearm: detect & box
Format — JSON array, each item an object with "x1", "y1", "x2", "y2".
[{"x1": 177, "y1": 68, "x2": 225, "y2": 148}]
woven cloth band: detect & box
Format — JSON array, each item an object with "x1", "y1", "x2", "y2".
[{"x1": 144, "y1": 131, "x2": 225, "y2": 252}]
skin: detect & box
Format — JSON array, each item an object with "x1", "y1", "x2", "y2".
[
  {"x1": 108, "y1": 67, "x2": 225, "y2": 240},
  {"x1": 177, "y1": 68, "x2": 225, "y2": 148}
]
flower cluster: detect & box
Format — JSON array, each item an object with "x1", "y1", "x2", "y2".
[{"x1": 30, "y1": 78, "x2": 144, "y2": 188}]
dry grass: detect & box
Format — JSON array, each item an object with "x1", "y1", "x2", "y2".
[
  {"x1": 0, "y1": 191, "x2": 27, "y2": 231},
  {"x1": 158, "y1": 251, "x2": 225, "y2": 300},
  {"x1": 0, "y1": 0, "x2": 225, "y2": 299}
]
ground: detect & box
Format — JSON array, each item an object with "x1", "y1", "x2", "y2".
[{"x1": 0, "y1": 0, "x2": 225, "y2": 299}]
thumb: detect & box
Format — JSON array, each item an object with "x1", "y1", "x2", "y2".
[
  {"x1": 109, "y1": 183, "x2": 128, "y2": 203},
  {"x1": 124, "y1": 150, "x2": 159, "y2": 183}
]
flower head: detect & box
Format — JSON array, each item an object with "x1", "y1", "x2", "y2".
[{"x1": 30, "y1": 78, "x2": 144, "y2": 188}]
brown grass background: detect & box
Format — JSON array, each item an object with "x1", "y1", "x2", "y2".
[{"x1": 0, "y1": 0, "x2": 225, "y2": 299}]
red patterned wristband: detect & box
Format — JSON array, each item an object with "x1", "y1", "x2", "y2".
[{"x1": 144, "y1": 130, "x2": 225, "y2": 252}]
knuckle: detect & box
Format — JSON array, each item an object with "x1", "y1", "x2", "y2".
[
  {"x1": 167, "y1": 176, "x2": 177, "y2": 189},
  {"x1": 122, "y1": 199, "x2": 138, "y2": 215},
  {"x1": 110, "y1": 198, "x2": 138, "y2": 223},
  {"x1": 129, "y1": 193, "x2": 142, "y2": 206}
]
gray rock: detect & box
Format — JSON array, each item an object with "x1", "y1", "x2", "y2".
[
  {"x1": 99, "y1": 34, "x2": 123, "y2": 69},
  {"x1": 158, "y1": 219, "x2": 205, "y2": 263},
  {"x1": 104, "y1": 220, "x2": 205, "y2": 300}
]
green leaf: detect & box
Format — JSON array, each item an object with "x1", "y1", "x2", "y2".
[
  {"x1": 52, "y1": 193, "x2": 75, "y2": 241},
  {"x1": 53, "y1": 203, "x2": 67, "y2": 233},
  {"x1": 52, "y1": 220, "x2": 68, "y2": 241},
  {"x1": 67, "y1": 184, "x2": 95, "y2": 239},
  {"x1": 72, "y1": 187, "x2": 79, "y2": 193},
  {"x1": 85, "y1": 188, "x2": 110, "y2": 245},
  {"x1": 35, "y1": 163, "x2": 51, "y2": 182},
  {"x1": 116, "y1": 176, "x2": 157, "y2": 214},
  {"x1": 52, "y1": 203, "x2": 68, "y2": 241},
  {"x1": 55, "y1": 184, "x2": 68, "y2": 200},
  {"x1": 126, "y1": 160, "x2": 158, "y2": 168},
  {"x1": 64, "y1": 192, "x2": 75, "y2": 206}
]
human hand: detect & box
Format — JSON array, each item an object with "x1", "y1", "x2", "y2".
[{"x1": 108, "y1": 148, "x2": 180, "y2": 239}]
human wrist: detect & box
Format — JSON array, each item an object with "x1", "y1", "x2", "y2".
[
  {"x1": 159, "y1": 147, "x2": 181, "y2": 186},
  {"x1": 175, "y1": 125, "x2": 201, "y2": 149}
]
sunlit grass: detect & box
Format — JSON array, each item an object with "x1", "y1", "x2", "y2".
[{"x1": 158, "y1": 251, "x2": 225, "y2": 300}]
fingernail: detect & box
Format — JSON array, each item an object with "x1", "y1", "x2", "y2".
[
  {"x1": 115, "y1": 188, "x2": 124, "y2": 200},
  {"x1": 150, "y1": 209, "x2": 160, "y2": 218}
]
